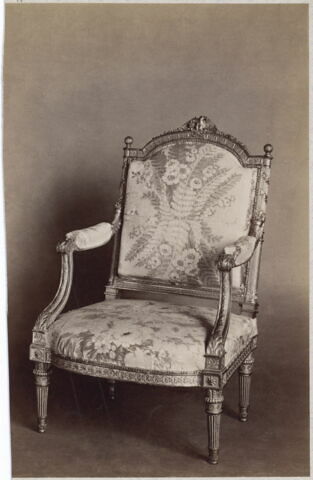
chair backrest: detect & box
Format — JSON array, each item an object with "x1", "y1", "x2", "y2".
[{"x1": 107, "y1": 116, "x2": 272, "y2": 314}]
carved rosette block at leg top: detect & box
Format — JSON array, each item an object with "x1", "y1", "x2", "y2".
[
  {"x1": 238, "y1": 352, "x2": 255, "y2": 422},
  {"x1": 205, "y1": 389, "x2": 224, "y2": 465},
  {"x1": 33, "y1": 362, "x2": 51, "y2": 433},
  {"x1": 29, "y1": 343, "x2": 51, "y2": 363},
  {"x1": 108, "y1": 379, "x2": 116, "y2": 400}
]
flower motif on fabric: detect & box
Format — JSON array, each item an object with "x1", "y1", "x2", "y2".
[
  {"x1": 185, "y1": 145, "x2": 200, "y2": 163},
  {"x1": 142, "y1": 160, "x2": 154, "y2": 188},
  {"x1": 51, "y1": 299, "x2": 259, "y2": 372},
  {"x1": 130, "y1": 159, "x2": 154, "y2": 188},
  {"x1": 129, "y1": 226, "x2": 142, "y2": 239},
  {"x1": 130, "y1": 162, "x2": 144, "y2": 183},
  {"x1": 159, "y1": 243, "x2": 173, "y2": 257},
  {"x1": 148, "y1": 255, "x2": 162, "y2": 269},
  {"x1": 203, "y1": 165, "x2": 218, "y2": 180},
  {"x1": 162, "y1": 159, "x2": 191, "y2": 186},
  {"x1": 190, "y1": 177, "x2": 203, "y2": 190},
  {"x1": 125, "y1": 208, "x2": 138, "y2": 217},
  {"x1": 169, "y1": 248, "x2": 201, "y2": 283},
  {"x1": 120, "y1": 142, "x2": 254, "y2": 287},
  {"x1": 162, "y1": 170, "x2": 179, "y2": 186}
]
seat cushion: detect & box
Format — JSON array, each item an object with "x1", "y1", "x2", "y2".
[{"x1": 50, "y1": 299, "x2": 257, "y2": 375}]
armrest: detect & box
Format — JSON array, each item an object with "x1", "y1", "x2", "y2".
[
  {"x1": 220, "y1": 235, "x2": 257, "y2": 268},
  {"x1": 33, "y1": 222, "x2": 114, "y2": 333},
  {"x1": 58, "y1": 222, "x2": 113, "y2": 253}
]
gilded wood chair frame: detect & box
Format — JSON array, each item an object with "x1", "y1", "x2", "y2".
[{"x1": 30, "y1": 116, "x2": 273, "y2": 465}]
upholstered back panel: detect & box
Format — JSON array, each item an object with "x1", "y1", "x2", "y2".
[{"x1": 118, "y1": 141, "x2": 257, "y2": 288}]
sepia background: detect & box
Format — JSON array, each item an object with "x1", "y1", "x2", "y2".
[{"x1": 4, "y1": 3, "x2": 309, "y2": 477}]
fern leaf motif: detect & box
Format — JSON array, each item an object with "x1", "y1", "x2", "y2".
[{"x1": 121, "y1": 141, "x2": 247, "y2": 287}]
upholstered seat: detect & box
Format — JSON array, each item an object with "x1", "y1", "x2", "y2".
[{"x1": 50, "y1": 300, "x2": 257, "y2": 381}]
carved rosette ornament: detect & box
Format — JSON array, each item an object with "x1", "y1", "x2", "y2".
[
  {"x1": 29, "y1": 344, "x2": 51, "y2": 363},
  {"x1": 203, "y1": 374, "x2": 220, "y2": 388},
  {"x1": 203, "y1": 338, "x2": 225, "y2": 389}
]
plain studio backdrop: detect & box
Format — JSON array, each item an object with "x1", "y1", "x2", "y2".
[{"x1": 4, "y1": 3, "x2": 309, "y2": 478}]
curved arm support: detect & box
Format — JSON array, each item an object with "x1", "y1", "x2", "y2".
[
  {"x1": 206, "y1": 261, "x2": 233, "y2": 358},
  {"x1": 34, "y1": 249, "x2": 74, "y2": 331},
  {"x1": 206, "y1": 236, "x2": 258, "y2": 358},
  {"x1": 211, "y1": 268, "x2": 232, "y2": 340}
]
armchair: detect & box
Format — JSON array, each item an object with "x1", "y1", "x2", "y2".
[{"x1": 30, "y1": 116, "x2": 272, "y2": 465}]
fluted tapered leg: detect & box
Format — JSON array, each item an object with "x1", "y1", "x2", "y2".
[
  {"x1": 238, "y1": 352, "x2": 254, "y2": 422},
  {"x1": 205, "y1": 389, "x2": 224, "y2": 464},
  {"x1": 33, "y1": 362, "x2": 51, "y2": 433},
  {"x1": 108, "y1": 379, "x2": 116, "y2": 400}
]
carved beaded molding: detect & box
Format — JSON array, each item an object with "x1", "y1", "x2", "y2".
[
  {"x1": 142, "y1": 115, "x2": 251, "y2": 165},
  {"x1": 224, "y1": 336, "x2": 258, "y2": 383},
  {"x1": 46, "y1": 336, "x2": 258, "y2": 388}
]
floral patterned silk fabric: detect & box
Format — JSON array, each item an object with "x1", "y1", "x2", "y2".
[
  {"x1": 50, "y1": 299, "x2": 257, "y2": 373},
  {"x1": 118, "y1": 141, "x2": 257, "y2": 288}
]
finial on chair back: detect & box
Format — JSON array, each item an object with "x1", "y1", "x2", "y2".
[{"x1": 124, "y1": 136, "x2": 134, "y2": 148}]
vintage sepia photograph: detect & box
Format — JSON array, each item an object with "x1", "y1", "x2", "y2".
[{"x1": 2, "y1": 1, "x2": 309, "y2": 478}]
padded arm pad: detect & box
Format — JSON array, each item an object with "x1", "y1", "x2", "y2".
[
  {"x1": 222, "y1": 235, "x2": 257, "y2": 267},
  {"x1": 65, "y1": 222, "x2": 113, "y2": 251}
]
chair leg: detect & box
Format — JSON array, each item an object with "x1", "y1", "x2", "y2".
[
  {"x1": 238, "y1": 352, "x2": 255, "y2": 422},
  {"x1": 205, "y1": 389, "x2": 224, "y2": 464},
  {"x1": 33, "y1": 362, "x2": 51, "y2": 433},
  {"x1": 108, "y1": 379, "x2": 116, "y2": 400}
]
